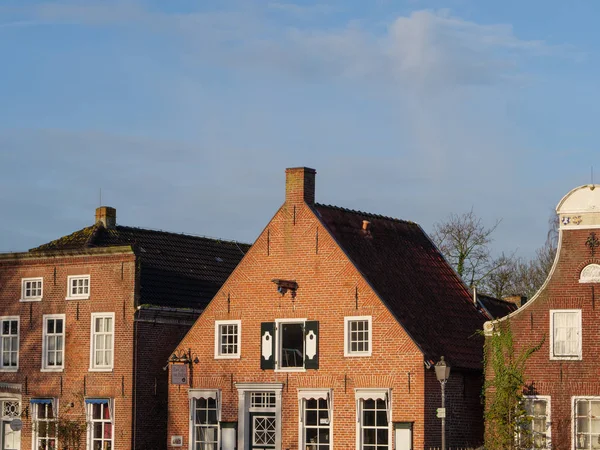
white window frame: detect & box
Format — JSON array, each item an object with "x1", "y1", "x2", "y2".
[
  {"x1": 0, "y1": 316, "x2": 19, "y2": 372},
  {"x1": 189, "y1": 390, "x2": 221, "y2": 450},
  {"x1": 66, "y1": 275, "x2": 90, "y2": 300},
  {"x1": 42, "y1": 314, "x2": 66, "y2": 372},
  {"x1": 275, "y1": 318, "x2": 307, "y2": 372},
  {"x1": 550, "y1": 309, "x2": 582, "y2": 360},
  {"x1": 89, "y1": 313, "x2": 115, "y2": 372},
  {"x1": 521, "y1": 395, "x2": 551, "y2": 449},
  {"x1": 20, "y1": 277, "x2": 43, "y2": 302},
  {"x1": 86, "y1": 398, "x2": 114, "y2": 450},
  {"x1": 214, "y1": 320, "x2": 241, "y2": 359},
  {"x1": 344, "y1": 316, "x2": 372, "y2": 357},
  {"x1": 32, "y1": 398, "x2": 59, "y2": 450},
  {"x1": 355, "y1": 388, "x2": 392, "y2": 450},
  {"x1": 572, "y1": 396, "x2": 600, "y2": 450},
  {"x1": 298, "y1": 389, "x2": 333, "y2": 450}
]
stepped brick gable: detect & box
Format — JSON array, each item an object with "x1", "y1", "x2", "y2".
[{"x1": 167, "y1": 167, "x2": 487, "y2": 450}]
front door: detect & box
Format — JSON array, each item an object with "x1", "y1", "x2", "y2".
[
  {"x1": 1, "y1": 422, "x2": 20, "y2": 450},
  {"x1": 250, "y1": 412, "x2": 276, "y2": 450}
]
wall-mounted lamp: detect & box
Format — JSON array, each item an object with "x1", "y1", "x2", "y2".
[{"x1": 272, "y1": 279, "x2": 298, "y2": 298}]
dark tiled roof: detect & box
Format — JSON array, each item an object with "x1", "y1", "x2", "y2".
[
  {"x1": 477, "y1": 294, "x2": 518, "y2": 320},
  {"x1": 314, "y1": 204, "x2": 486, "y2": 370},
  {"x1": 31, "y1": 225, "x2": 250, "y2": 309}
]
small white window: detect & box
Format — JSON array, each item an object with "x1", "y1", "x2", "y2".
[
  {"x1": 214, "y1": 320, "x2": 241, "y2": 359},
  {"x1": 520, "y1": 396, "x2": 551, "y2": 449},
  {"x1": 573, "y1": 397, "x2": 600, "y2": 449},
  {"x1": 355, "y1": 389, "x2": 391, "y2": 450},
  {"x1": 86, "y1": 399, "x2": 113, "y2": 449},
  {"x1": 344, "y1": 316, "x2": 372, "y2": 357},
  {"x1": 0, "y1": 317, "x2": 19, "y2": 371},
  {"x1": 90, "y1": 313, "x2": 114, "y2": 371},
  {"x1": 550, "y1": 310, "x2": 582, "y2": 360},
  {"x1": 31, "y1": 398, "x2": 58, "y2": 449},
  {"x1": 21, "y1": 277, "x2": 43, "y2": 302},
  {"x1": 42, "y1": 315, "x2": 65, "y2": 371},
  {"x1": 66, "y1": 275, "x2": 90, "y2": 300}
]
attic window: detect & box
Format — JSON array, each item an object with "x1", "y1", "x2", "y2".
[
  {"x1": 21, "y1": 278, "x2": 43, "y2": 302},
  {"x1": 66, "y1": 275, "x2": 90, "y2": 300},
  {"x1": 579, "y1": 264, "x2": 600, "y2": 283}
]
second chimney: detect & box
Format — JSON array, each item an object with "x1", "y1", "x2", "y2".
[
  {"x1": 285, "y1": 167, "x2": 316, "y2": 205},
  {"x1": 95, "y1": 206, "x2": 117, "y2": 229}
]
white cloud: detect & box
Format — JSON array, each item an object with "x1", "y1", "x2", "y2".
[{"x1": 14, "y1": 2, "x2": 569, "y2": 91}]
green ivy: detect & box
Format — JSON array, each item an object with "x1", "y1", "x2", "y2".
[{"x1": 483, "y1": 320, "x2": 544, "y2": 450}]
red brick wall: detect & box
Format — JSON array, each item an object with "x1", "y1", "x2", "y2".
[
  {"x1": 134, "y1": 320, "x2": 192, "y2": 450},
  {"x1": 0, "y1": 250, "x2": 137, "y2": 449},
  {"x1": 488, "y1": 228, "x2": 600, "y2": 450},
  {"x1": 167, "y1": 199, "x2": 445, "y2": 449},
  {"x1": 424, "y1": 369, "x2": 484, "y2": 448}
]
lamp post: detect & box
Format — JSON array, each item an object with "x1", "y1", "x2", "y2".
[{"x1": 435, "y1": 356, "x2": 451, "y2": 450}]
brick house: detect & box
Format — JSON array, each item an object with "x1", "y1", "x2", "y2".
[
  {"x1": 483, "y1": 184, "x2": 600, "y2": 450},
  {"x1": 0, "y1": 207, "x2": 249, "y2": 450},
  {"x1": 166, "y1": 167, "x2": 487, "y2": 450}
]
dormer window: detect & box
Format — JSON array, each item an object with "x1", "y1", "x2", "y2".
[
  {"x1": 21, "y1": 278, "x2": 43, "y2": 302},
  {"x1": 66, "y1": 275, "x2": 90, "y2": 300}
]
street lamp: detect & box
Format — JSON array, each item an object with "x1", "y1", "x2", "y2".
[{"x1": 435, "y1": 356, "x2": 451, "y2": 450}]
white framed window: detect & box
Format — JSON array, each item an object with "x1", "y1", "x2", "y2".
[
  {"x1": 42, "y1": 314, "x2": 65, "y2": 371},
  {"x1": 550, "y1": 309, "x2": 582, "y2": 360},
  {"x1": 344, "y1": 316, "x2": 372, "y2": 357},
  {"x1": 66, "y1": 275, "x2": 90, "y2": 300},
  {"x1": 86, "y1": 398, "x2": 113, "y2": 450},
  {"x1": 31, "y1": 398, "x2": 58, "y2": 449},
  {"x1": 214, "y1": 320, "x2": 241, "y2": 359},
  {"x1": 20, "y1": 277, "x2": 43, "y2": 302},
  {"x1": 276, "y1": 319, "x2": 306, "y2": 371},
  {"x1": 298, "y1": 389, "x2": 332, "y2": 450},
  {"x1": 189, "y1": 390, "x2": 221, "y2": 450},
  {"x1": 573, "y1": 396, "x2": 600, "y2": 449},
  {"x1": 89, "y1": 313, "x2": 114, "y2": 371},
  {"x1": 520, "y1": 396, "x2": 551, "y2": 449},
  {"x1": 0, "y1": 317, "x2": 19, "y2": 371},
  {"x1": 355, "y1": 389, "x2": 391, "y2": 450}
]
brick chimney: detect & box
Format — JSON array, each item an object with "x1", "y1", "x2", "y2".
[
  {"x1": 503, "y1": 295, "x2": 527, "y2": 308},
  {"x1": 285, "y1": 167, "x2": 316, "y2": 205},
  {"x1": 95, "y1": 206, "x2": 116, "y2": 229}
]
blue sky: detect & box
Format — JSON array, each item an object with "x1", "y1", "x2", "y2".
[{"x1": 0, "y1": 0, "x2": 597, "y2": 259}]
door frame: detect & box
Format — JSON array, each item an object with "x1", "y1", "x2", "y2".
[
  {"x1": 0, "y1": 392, "x2": 21, "y2": 450},
  {"x1": 235, "y1": 383, "x2": 283, "y2": 450}
]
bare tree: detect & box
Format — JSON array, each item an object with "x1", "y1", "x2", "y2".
[{"x1": 431, "y1": 209, "x2": 509, "y2": 288}]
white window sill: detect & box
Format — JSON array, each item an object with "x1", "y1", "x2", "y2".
[
  {"x1": 344, "y1": 352, "x2": 372, "y2": 358},
  {"x1": 88, "y1": 367, "x2": 114, "y2": 372},
  {"x1": 0, "y1": 368, "x2": 18, "y2": 372},
  {"x1": 65, "y1": 296, "x2": 90, "y2": 301},
  {"x1": 41, "y1": 367, "x2": 64, "y2": 373},
  {"x1": 19, "y1": 298, "x2": 42, "y2": 302},
  {"x1": 214, "y1": 354, "x2": 241, "y2": 360},
  {"x1": 275, "y1": 367, "x2": 306, "y2": 373},
  {"x1": 550, "y1": 355, "x2": 582, "y2": 361}
]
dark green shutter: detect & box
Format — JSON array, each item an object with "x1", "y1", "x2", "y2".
[
  {"x1": 304, "y1": 321, "x2": 319, "y2": 369},
  {"x1": 260, "y1": 322, "x2": 276, "y2": 370}
]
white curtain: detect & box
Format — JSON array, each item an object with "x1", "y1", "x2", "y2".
[{"x1": 553, "y1": 312, "x2": 579, "y2": 356}]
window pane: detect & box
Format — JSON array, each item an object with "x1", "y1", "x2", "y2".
[{"x1": 281, "y1": 323, "x2": 304, "y2": 368}]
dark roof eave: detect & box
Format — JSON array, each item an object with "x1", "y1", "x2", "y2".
[{"x1": 0, "y1": 245, "x2": 135, "y2": 260}]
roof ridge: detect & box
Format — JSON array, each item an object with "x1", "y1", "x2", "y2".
[
  {"x1": 84, "y1": 223, "x2": 104, "y2": 248},
  {"x1": 315, "y1": 203, "x2": 414, "y2": 224},
  {"x1": 115, "y1": 225, "x2": 251, "y2": 246}
]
